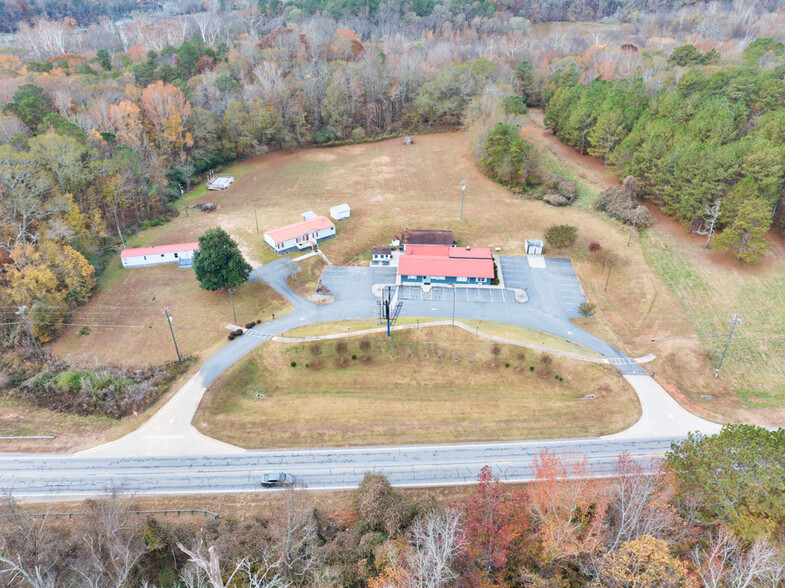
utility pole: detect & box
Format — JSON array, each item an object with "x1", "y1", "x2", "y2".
[
  {"x1": 229, "y1": 288, "x2": 237, "y2": 323},
  {"x1": 714, "y1": 314, "x2": 741, "y2": 378},
  {"x1": 16, "y1": 306, "x2": 41, "y2": 358},
  {"x1": 460, "y1": 180, "x2": 466, "y2": 221},
  {"x1": 627, "y1": 205, "x2": 641, "y2": 247},
  {"x1": 451, "y1": 285, "x2": 456, "y2": 326},
  {"x1": 254, "y1": 206, "x2": 259, "y2": 234},
  {"x1": 602, "y1": 258, "x2": 614, "y2": 292},
  {"x1": 163, "y1": 308, "x2": 181, "y2": 362}
]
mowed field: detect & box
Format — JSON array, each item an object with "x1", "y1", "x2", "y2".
[
  {"x1": 195, "y1": 326, "x2": 639, "y2": 448},
  {"x1": 50, "y1": 261, "x2": 291, "y2": 366}
]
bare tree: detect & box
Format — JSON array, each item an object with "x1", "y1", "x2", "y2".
[
  {"x1": 70, "y1": 490, "x2": 145, "y2": 588},
  {"x1": 692, "y1": 527, "x2": 784, "y2": 588},
  {"x1": 696, "y1": 200, "x2": 722, "y2": 249},
  {"x1": 272, "y1": 485, "x2": 322, "y2": 584},
  {"x1": 490, "y1": 343, "x2": 501, "y2": 367},
  {"x1": 404, "y1": 508, "x2": 464, "y2": 588},
  {"x1": 178, "y1": 540, "x2": 244, "y2": 588},
  {"x1": 359, "y1": 338, "x2": 372, "y2": 361},
  {"x1": 309, "y1": 342, "x2": 322, "y2": 367}
]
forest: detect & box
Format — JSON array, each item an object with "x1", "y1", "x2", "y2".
[
  {"x1": 543, "y1": 38, "x2": 785, "y2": 262},
  {"x1": 1, "y1": 425, "x2": 783, "y2": 587}
]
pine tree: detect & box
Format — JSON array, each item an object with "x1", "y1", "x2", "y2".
[{"x1": 192, "y1": 227, "x2": 252, "y2": 291}]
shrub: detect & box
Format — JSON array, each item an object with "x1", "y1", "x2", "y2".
[
  {"x1": 594, "y1": 176, "x2": 653, "y2": 226},
  {"x1": 233, "y1": 329, "x2": 243, "y2": 336},
  {"x1": 351, "y1": 354, "x2": 357, "y2": 360},
  {"x1": 228, "y1": 333, "x2": 235, "y2": 340},
  {"x1": 505, "y1": 362, "x2": 510, "y2": 368},
  {"x1": 350, "y1": 127, "x2": 366, "y2": 142},
  {"x1": 256, "y1": 319, "x2": 262, "y2": 324},
  {"x1": 588, "y1": 241, "x2": 601, "y2": 253},
  {"x1": 578, "y1": 302, "x2": 597, "y2": 317},
  {"x1": 77, "y1": 326, "x2": 91, "y2": 337},
  {"x1": 529, "y1": 366, "x2": 535, "y2": 371},
  {"x1": 502, "y1": 95, "x2": 528, "y2": 115},
  {"x1": 354, "y1": 473, "x2": 413, "y2": 536},
  {"x1": 245, "y1": 322, "x2": 256, "y2": 329},
  {"x1": 544, "y1": 224, "x2": 578, "y2": 249},
  {"x1": 312, "y1": 127, "x2": 337, "y2": 144},
  {"x1": 290, "y1": 361, "x2": 296, "y2": 367}
]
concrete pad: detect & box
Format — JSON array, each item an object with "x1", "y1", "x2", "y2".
[{"x1": 527, "y1": 255, "x2": 547, "y2": 268}]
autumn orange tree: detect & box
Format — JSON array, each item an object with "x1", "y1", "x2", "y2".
[
  {"x1": 527, "y1": 449, "x2": 608, "y2": 577},
  {"x1": 455, "y1": 466, "x2": 529, "y2": 587}
]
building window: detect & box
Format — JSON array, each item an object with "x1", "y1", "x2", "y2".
[
  {"x1": 161, "y1": 254, "x2": 165, "y2": 257},
  {"x1": 174, "y1": 253, "x2": 178, "y2": 258},
  {"x1": 408, "y1": 275, "x2": 418, "y2": 280},
  {"x1": 477, "y1": 277, "x2": 486, "y2": 284},
  {"x1": 432, "y1": 276, "x2": 445, "y2": 280},
  {"x1": 457, "y1": 276, "x2": 468, "y2": 282}
]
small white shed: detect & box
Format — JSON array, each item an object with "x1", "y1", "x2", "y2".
[
  {"x1": 330, "y1": 203, "x2": 351, "y2": 221},
  {"x1": 525, "y1": 239, "x2": 544, "y2": 255},
  {"x1": 121, "y1": 242, "x2": 200, "y2": 269},
  {"x1": 301, "y1": 210, "x2": 318, "y2": 220}
]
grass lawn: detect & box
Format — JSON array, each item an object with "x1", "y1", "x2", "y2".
[
  {"x1": 282, "y1": 319, "x2": 603, "y2": 358},
  {"x1": 286, "y1": 255, "x2": 326, "y2": 300},
  {"x1": 50, "y1": 260, "x2": 291, "y2": 366},
  {"x1": 195, "y1": 326, "x2": 639, "y2": 448}
]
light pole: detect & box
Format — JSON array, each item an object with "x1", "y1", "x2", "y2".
[
  {"x1": 254, "y1": 206, "x2": 259, "y2": 234},
  {"x1": 460, "y1": 180, "x2": 466, "y2": 220},
  {"x1": 450, "y1": 284, "x2": 456, "y2": 326},
  {"x1": 715, "y1": 314, "x2": 741, "y2": 378},
  {"x1": 163, "y1": 308, "x2": 181, "y2": 362},
  {"x1": 602, "y1": 258, "x2": 614, "y2": 292}
]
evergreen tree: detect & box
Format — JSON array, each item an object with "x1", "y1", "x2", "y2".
[{"x1": 192, "y1": 227, "x2": 252, "y2": 291}]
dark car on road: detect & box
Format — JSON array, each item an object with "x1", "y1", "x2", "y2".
[{"x1": 261, "y1": 473, "x2": 294, "y2": 487}]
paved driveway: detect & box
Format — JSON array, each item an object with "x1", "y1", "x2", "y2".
[
  {"x1": 321, "y1": 266, "x2": 396, "y2": 301},
  {"x1": 545, "y1": 258, "x2": 587, "y2": 318}
]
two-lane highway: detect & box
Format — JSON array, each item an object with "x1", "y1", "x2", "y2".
[{"x1": 0, "y1": 437, "x2": 676, "y2": 499}]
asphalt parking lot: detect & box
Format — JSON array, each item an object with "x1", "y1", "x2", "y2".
[
  {"x1": 321, "y1": 266, "x2": 396, "y2": 300},
  {"x1": 320, "y1": 256, "x2": 586, "y2": 318}
]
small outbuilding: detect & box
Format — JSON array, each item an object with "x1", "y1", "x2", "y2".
[
  {"x1": 330, "y1": 203, "x2": 351, "y2": 221},
  {"x1": 264, "y1": 216, "x2": 336, "y2": 254},
  {"x1": 301, "y1": 210, "x2": 318, "y2": 220},
  {"x1": 525, "y1": 239, "x2": 544, "y2": 255},
  {"x1": 121, "y1": 242, "x2": 200, "y2": 269},
  {"x1": 372, "y1": 246, "x2": 392, "y2": 265},
  {"x1": 207, "y1": 176, "x2": 234, "y2": 190},
  {"x1": 401, "y1": 228, "x2": 454, "y2": 250}
]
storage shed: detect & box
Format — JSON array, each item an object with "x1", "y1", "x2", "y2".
[
  {"x1": 264, "y1": 216, "x2": 336, "y2": 254},
  {"x1": 330, "y1": 203, "x2": 351, "y2": 221},
  {"x1": 121, "y1": 242, "x2": 199, "y2": 269},
  {"x1": 372, "y1": 246, "x2": 392, "y2": 265},
  {"x1": 525, "y1": 239, "x2": 544, "y2": 255}
]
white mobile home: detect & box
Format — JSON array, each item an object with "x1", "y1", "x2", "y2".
[
  {"x1": 263, "y1": 216, "x2": 336, "y2": 254},
  {"x1": 121, "y1": 242, "x2": 200, "y2": 269}
]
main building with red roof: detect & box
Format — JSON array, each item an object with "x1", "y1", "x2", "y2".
[
  {"x1": 397, "y1": 245, "x2": 494, "y2": 285},
  {"x1": 263, "y1": 216, "x2": 336, "y2": 254}
]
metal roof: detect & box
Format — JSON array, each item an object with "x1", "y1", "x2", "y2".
[
  {"x1": 121, "y1": 242, "x2": 200, "y2": 258},
  {"x1": 264, "y1": 216, "x2": 334, "y2": 243},
  {"x1": 397, "y1": 245, "x2": 493, "y2": 278}
]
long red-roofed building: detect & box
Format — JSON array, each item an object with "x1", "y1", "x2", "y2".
[
  {"x1": 120, "y1": 242, "x2": 199, "y2": 269},
  {"x1": 397, "y1": 245, "x2": 494, "y2": 285}
]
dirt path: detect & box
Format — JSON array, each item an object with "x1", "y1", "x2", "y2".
[{"x1": 523, "y1": 108, "x2": 620, "y2": 192}]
